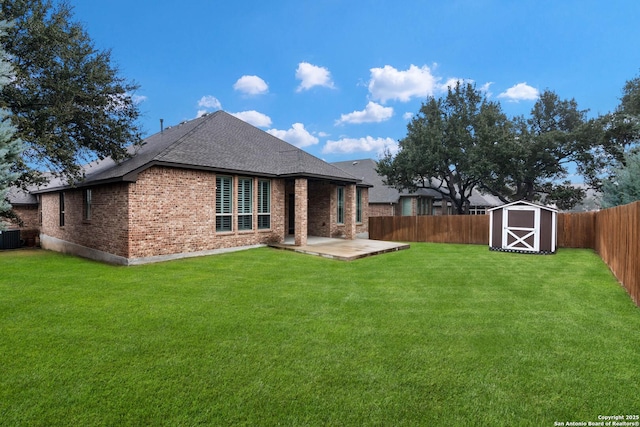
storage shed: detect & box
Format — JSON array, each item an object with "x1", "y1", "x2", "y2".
[{"x1": 488, "y1": 201, "x2": 558, "y2": 254}]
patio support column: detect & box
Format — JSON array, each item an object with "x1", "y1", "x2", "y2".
[
  {"x1": 294, "y1": 178, "x2": 308, "y2": 246},
  {"x1": 344, "y1": 183, "x2": 357, "y2": 240}
]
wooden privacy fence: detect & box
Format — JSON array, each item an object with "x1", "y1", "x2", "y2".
[
  {"x1": 369, "y1": 215, "x2": 489, "y2": 245},
  {"x1": 593, "y1": 202, "x2": 640, "y2": 307},
  {"x1": 369, "y1": 202, "x2": 640, "y2": 307}
]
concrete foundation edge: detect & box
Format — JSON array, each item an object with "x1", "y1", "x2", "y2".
[{"x1": 40, "y1": 234, "x2": 265, "y2": 265}]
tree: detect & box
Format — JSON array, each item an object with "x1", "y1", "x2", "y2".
[
  {"x1": 578, "y1": 73, "x2": 640, "y2": 190},
  {"x1": 600, "y1": 150, "x2": 640, "y2": 208},
  {"x1": 481, "y1": 91, "x2": 587, "y2": 210},
  {"x1": 0, "y1": 0, "x2": 143, "y2": 186},
  {"x1": 377, "y1": 82, "x2": 512, "y2": 214},
  {"x1": 0, "y1": 21, "x2": 23, "y2": 229}
]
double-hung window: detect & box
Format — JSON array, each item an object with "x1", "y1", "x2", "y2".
[
  {"x1": 238, "y1": 178, "x2": 253, "y2": 230},
  {"x1": 337, "y1": 186, "x2": 345, "y2": 224},
  {"x1": 216, "y1": 176, "x2": 233, "y2": 232}
]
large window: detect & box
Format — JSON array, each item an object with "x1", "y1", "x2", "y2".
[
  {"x1": 258, "y1": 180, "x2": 271, "y2": 229},
  {"x1": 238, "y1": 178, "x2": 253, "y2": 230},
  {"x1": 401, "y1": 197, "x2": 412, "y2": 216},
  {"x1": 417, "y1": 197, "x2": 431, "y2": 216},
  {"x1": 216, "y1": 176, "x2": 233, "y2": 232},
  {"x1": 337, "y1": 186, "x2": 345, "y2": 224},
  {"x1": 83, "y1": 189, "x2": 92, "y2": 221},
  {"x1": 356, "y1": 188, "x2": 362, "y2": 223},
  {"x1": 59, "y1": 192, "x2": 65, "y2": 226}
]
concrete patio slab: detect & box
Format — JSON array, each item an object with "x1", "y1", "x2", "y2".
[{"x1": 269, "y1": 237, "x2": 410, "y2": 261}]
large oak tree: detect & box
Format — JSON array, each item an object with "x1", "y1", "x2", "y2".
[
  {"x1": 377, "y1": 82, "x2": 511, "y2": 214},
  {"x1": 481, "y1": 91, "x2": 588, "y2": 210},
  {"x1": 0, "y1": 0, "x2": 143, "y2": 186}
]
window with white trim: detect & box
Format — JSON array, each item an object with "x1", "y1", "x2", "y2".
[
  {"x1": 238, "y1": 178, "x2": 253, "y2": 230},
  {"x1": 258, "y1": 180, "x2": 271, "y2": 229},
  {"x1": 216, "y1": 176, "x2": 233, "y2": 232}
]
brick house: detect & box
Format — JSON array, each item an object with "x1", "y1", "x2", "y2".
[{"x1": 31, "y1": 111, "x2": 370, "y2": 265}]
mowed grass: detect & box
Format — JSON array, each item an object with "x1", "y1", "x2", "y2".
[{"x1": 1, "y1": 244, "x2": 639, "y2": 426}]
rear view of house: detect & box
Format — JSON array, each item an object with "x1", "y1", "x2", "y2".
[{"x1": 33, "y1": 111, "x2": 369, "y2": 264}]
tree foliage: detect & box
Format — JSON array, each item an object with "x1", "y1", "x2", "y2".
[
  {"x1": 377, "y1": 82, "x2": 511, "y2": 214},
  {"x1": 0, "y1": 0, "x2": 143, "y2": 186},
  {"x1": 579, "y1": 73, "x2": 640, "y2": 189},
  {"x1": 481, "y1": 91, "x2": 587, "y2": 210},
  {"x1": 600, "y1": 150, "x2": 640, "y2": 208},
  {"x1": 0, "y1": 20, "x2": 23, "y2": 228}
]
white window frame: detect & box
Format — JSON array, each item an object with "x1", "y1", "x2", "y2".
[
  {"x1": 216, "y1": 176, "x2": 233, "y2": 232},
  {"x1": 258, "y1": 180, "x2": 271, "y2": 230}
]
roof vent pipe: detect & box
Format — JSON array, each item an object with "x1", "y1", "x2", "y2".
[{"x1": 160, "y1": 118, "x2": 164, "y2": 134}]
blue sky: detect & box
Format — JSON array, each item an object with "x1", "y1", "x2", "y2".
[{"x1": 71, "y1": 0, "x2": 640, "y2": 164}]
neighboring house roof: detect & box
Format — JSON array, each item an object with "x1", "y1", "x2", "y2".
[
  {"x1": 467, "y1": 191, "x2": 502, "y2": 207},
  {"x1": 332, "y1": 158, "x2": 501, "y2": 207},
  {"x1": 35, "y1": 111, "x2": 362, "y2": 193},
  {"x1": 332, "y1": 159, "x2": 442, "y2": 203},
  {"x1": 6, "y1": 187, "x2": 38, "y2": 205}
]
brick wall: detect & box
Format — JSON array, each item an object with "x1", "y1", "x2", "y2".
[
  {"x1": 5, "y1": 204, "x2": 39, "y2": 230},
  {"x1": 356, "y1": 186, "x2": 369, "y2": 236},
  {"x1": 307, "y1": 180, "x2": 332, "y2": 237},
  {"x1": 127, "y1": 167, "x2": 285, "y2": 259},
  {"x1": 369, "y1": 203, "x2": 395, "y2": 217},
  {"x1": 40, "y1": 183, "x2": 130, "y2": 257},
  {"x1": 38, "y1": 165, "x2": 369, "y2": 262}
]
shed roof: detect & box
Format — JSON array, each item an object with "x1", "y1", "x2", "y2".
[
  {"x1": 488, "y1": 200, "x2": 558, "y2": 212},
  {"x1": 36, "y1": 111, "x2": 362, "y2": 192}
]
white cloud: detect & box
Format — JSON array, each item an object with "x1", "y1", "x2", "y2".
[
  {"x1": 322, "y1": 136, "x2": 398, "y2": 156},
  {"x1": 480, "y1": 81, "x2": 494, "y2": 97},
  {"x1": 233, "y1": 75, "x2": 269, "y2": 95},
  {"x1": 440, "y1": 77, "x2": 474, "y2": 91},
  {"x1": 295, "y1": 62, "x2": 335, "y2": 92},
  {"x1": 131, "y1": 94, "x2": 147, "y2": 104},
  {"x1": 267, "y1": 123, "x2": 319, "y2": 148},
  {"x1": 196, "y1": 110, "x2": 209, "y2": 118},
  {"x1": 336, "y1": 102, "x2": 394, "y2": 125},
  {"x1": 231, "y1": 110, "x2": 272, "y2": 127},
  {"x1": 403, "y1": 112, "x2": 414, "y2": 120},
  {"x1": 368, "y1": 64, "x2": 439, "y2": 103},
  {"x1": 197, "y1": 95, "x2": 222, "y2": 109},
  {"x1": 498, "y1": 82, "x2": 539, "y2": 102}
]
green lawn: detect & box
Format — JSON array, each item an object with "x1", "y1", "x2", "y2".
[{"x1": 1, "y1": 244, "x2": 639, "y2": 426}]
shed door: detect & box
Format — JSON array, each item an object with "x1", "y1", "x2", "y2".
[{"x1": 502, "y1": 206, "x2": 540, "y2": 252}]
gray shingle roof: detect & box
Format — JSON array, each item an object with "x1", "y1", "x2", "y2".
[
  {"x1": 332, "y1": 158, "x2": 502, "y2": 207},
  {"x1": 332, "y1": 159, "x2": 442, "y2": 203},
  {"x1": 38, "y1": 111, "x2": 361, "y2": 192}
]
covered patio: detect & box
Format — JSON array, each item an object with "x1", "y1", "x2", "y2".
[{"x1": 269, "y1": 236, "x2": 409, "y2": 261}]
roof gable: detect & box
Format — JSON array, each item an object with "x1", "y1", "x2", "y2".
[{"x1": 488, "y1": 200, "x2": 558, "y2": 212}]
